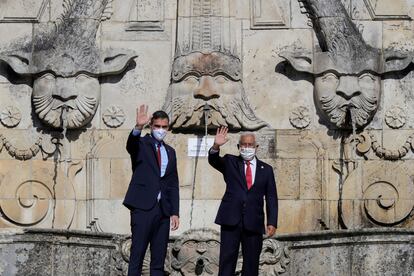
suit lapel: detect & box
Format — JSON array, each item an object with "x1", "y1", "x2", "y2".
[
  {"x1": 237, "y1": 157, "x2": 248, "y2": 191},
  {"x1": 164, "y1": 144, "x2": 172, "y2": 175},
  {"x1": 253, "y1": 159, "x2": 264, "y2": 187},
  {"x1": 143, "y1": 134, "x2": 160, "y2": 174}
]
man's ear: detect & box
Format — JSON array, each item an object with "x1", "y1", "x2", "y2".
[
  {"x1": 278, "y1": 51, "x2": 314, "y2": 73},
  {"x1": 382, "y1": 50, "x2": 412, "y2": 74},
  {"x1": 99, "y1": 48, "x2": 137, "y2": 76}
]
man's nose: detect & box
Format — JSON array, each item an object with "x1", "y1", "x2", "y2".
[
  {"x1": 193, "y1": 76, "x2": 220, "y2": 101},
  {"x1": 52, "y1": 78, "x2": 78, "y2": 101},
  {"x1": 336, "y1": 76, "x2": 360, "y2": 100}
]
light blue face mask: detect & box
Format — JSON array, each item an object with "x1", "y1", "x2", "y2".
[
  {"x1": 152, "y1": 128, "x2": 167, "y2": 141},
  {"x1": 240, "y1": 147, "x2": 256, "y2": 161}
]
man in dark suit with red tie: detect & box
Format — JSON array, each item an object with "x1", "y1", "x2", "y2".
[
  {"x1": 123, "y1": 104, "x2": 180, "y2": 276},
  {"x1": 208, "y1": 126, "x2": 278, "y2": 276}
]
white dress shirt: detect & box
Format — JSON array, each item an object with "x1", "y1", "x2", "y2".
[
  {"x1": 131, "y1": 128, "x2": 167, "y2": 200},
  {"x1": 209, "y1": 147, "x2": 257, "y2": 185},
  {"x1": 244, "y1": 157, "x2": 257, "y2": 185}
]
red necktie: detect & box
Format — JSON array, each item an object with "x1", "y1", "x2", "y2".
[
  {"x1": 246, "y1": 161, "x2": 252, "y2": 190},
  {"x1": 157, "y1": 143, "x2": 161, "y2": 168}
]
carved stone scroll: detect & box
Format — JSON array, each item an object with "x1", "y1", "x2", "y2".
[
  {"x1": 0, "y1": 161, "x2": 81, "y2": 228},
  {"x1": 341, "y1": 161, "x2": 414, "y2": 228}
]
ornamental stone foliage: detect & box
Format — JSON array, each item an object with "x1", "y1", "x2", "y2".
[
  {"x1": 0, "y1": 106, "x2": 21, "y2": 127},
  {"x1": 385, "y1": 106, "x2": 406, "y2": 129},
  {"x1": 289, "y1": 106, "x2": 310, "y2": 129},
  {"x1": 102, "y1": 105, "x2": 126, "y2": 128},
  {"x1": 118, "y1": 228, "x2": 290, "y2": 276}
]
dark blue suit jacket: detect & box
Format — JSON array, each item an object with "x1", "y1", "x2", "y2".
[
  {"x1": 208, "y1": 151, "x2": 278, "y2": 234},
  {"x1": 123, "y1": 132, "x2": 179, "y2": 217}
]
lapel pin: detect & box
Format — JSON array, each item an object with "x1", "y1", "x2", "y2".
[{"x1": 261, "y1": 166, "x2": 264, "y2": 169}]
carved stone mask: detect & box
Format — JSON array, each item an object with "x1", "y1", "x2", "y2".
[
  {"x1": 0, "y1": 0, "x2": 137, "y2": 129},
  {"x1": 279, "y1": 0, "x2": 411, "y2": 129},
  {"x1": 33, "y1": 73, "x2": 100, "y2": 128},
  {"x1": 171, "y1": 229, "x2": 220, "y2": 275},
  {"x1": 312, "y1": 51, "x2": 382, "y2": 128},
  {"x1": 314, "y1": 71, "x2": 380, "y2": 128},
  {"x1": 163, "y1": 51, "x2": 267, "y2": 131}
]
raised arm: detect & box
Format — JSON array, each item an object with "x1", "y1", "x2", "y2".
[
  {"x1": 126, "y1": 104, "x2": 150, "y2": 170},
  {"x1": 208, "y1": 126, "x2": 229, "y2": 173}
]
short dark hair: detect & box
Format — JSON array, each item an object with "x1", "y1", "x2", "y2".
[{"x1": 151, "y1": 110, "x2": 169, "y2": 123}]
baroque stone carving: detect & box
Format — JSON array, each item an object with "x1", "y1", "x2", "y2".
[
  {"x1": 289, "y1": 106, "x2": 310, "y2": 129},
  {"x1": 117, "y1": 237, "x2": 172, "y2": 276},
  {"x1": 0, "y1": 161, "x2": 81, "y2": 228},
  {"x1": 259, "y1": 239, "x2": 290, "y2": 275},
  {"x1": 0, "y1": 0, "x2": 136, "y2": 129},
  {"x1": 340, "y1": 161, "x2": 414, "y2": 228},
  {"x1": 279, "y1": 0, "x2": 411, "y2": 130},
  {"x1": 355, "y1": 132, "x2": 413, "y2": 160},
  {"x1": 102, "y1": 105, "x2": 126, "y2": 128},
  {"x1": 162, "y1": 0, "x2": 268, "y2": 131},
  {"x1": 120, "y1": 238, "x2": 132, "y2": 262},
  {"x1": 171, "y1": 228, "x2": 220, "y2": 275},
  {"x1": 235, "y1": 238, "x2": 290, "y2": 275},
  {"x1": 111, "y1": 236, "x2": 130, "y2": 275},
  {"x1": 0, "y1": 133, "x2": 59, "y2": 160},
  {"x1": 0, "y1": 106, "x2": 21, "y2": 127},
  {"x1": 385, "y1": 106, "x2": 406, "y2": 129}
]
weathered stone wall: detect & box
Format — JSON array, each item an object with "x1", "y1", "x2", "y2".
[
  {"x1": 0, "y1": 0, "x2": 414, "y2": 237},
  {"x1": 0, "y1": 228, "x2": 413, "y2": 275}
]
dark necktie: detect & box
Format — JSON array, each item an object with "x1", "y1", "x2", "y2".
[
  {"x1": 157, "y1": 143, "x2": 161, "y2": 168},
  {"x1": 246, "y1": 161, "x2": 252, "y2": 190}
]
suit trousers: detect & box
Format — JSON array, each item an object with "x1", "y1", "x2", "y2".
[
  {"x1": 128, "y1": 201, "x2": 170, "y2": 276},
  {"x1": 218, "y1": 222, "x2": 263, "y2": 276}
]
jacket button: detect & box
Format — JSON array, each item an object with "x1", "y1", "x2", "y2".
[{"x1": 243, "y1": 202, "x2": 246, "y2": 208}]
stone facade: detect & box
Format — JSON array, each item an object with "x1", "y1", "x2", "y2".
[
  {"x1": 1, "y1": 228, "x2": 413, "y2": 275},
  {"x1": 0, "y1": 0, "x2": 414, "y2": 242}
]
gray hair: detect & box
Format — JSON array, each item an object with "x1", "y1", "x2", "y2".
[{"x1": 239, "y1": 132, "x2": 257, "y2": 145}]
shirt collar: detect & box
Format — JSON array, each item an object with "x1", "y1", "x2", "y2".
[
  {"x1": 150, "y1": 134, "x2": 163, "y2": 146},
  {"x1": 245, "y1": 157, "x2": 257, "y2": 166}
]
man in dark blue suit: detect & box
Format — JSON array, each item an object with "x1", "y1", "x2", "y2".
[
  {"x1": 208, "y1": 127, "x2": 278, "y2": 276},
  {"x1": 123, "y1": 105, "x2": 180, "y2": 276}
]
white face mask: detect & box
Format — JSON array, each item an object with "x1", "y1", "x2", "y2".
[
  {"x1": 239, "y1": 147, "x2": 256, "y2": 161},
  {"x1": 152, "y1": 128, "x2": 167, "y2": 141}
]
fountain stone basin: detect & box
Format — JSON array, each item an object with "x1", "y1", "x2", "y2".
[{"x1": 0, "y1": 228, "x2": 413, "y2": 275}]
